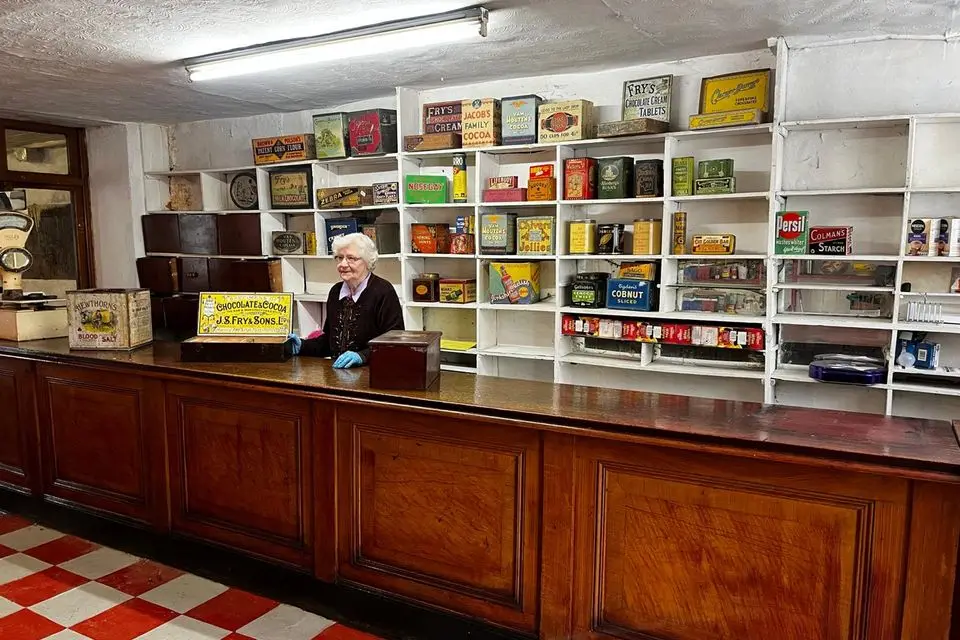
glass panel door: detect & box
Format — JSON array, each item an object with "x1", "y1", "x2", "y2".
[{"x1": 3, "y1": 188, "x2": 78, "y2": 298}]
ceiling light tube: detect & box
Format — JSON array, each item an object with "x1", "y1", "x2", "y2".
[{"x1": 185, "y1": 6, "x2": 488, "y2": 82}]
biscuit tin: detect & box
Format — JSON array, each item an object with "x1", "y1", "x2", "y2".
[
  {"x1": 439, "y1": 278, "x2": 477, "y2": 304},
  {"x1": 423, "y1": 101, "x2": 462, "y2": 134},
  {"x1": 252, "y1": 134, "x2": 316, "y2": 165},
  {"x1": 461, "y1": 98, "x2": 502, "y2": 148},
  {"x1": 312, "y1": 113, "x2": 349, "y2": 159},
  {"x1": 272, "y1": 231, "x2": 309, "y2": 256},
  {"x1": 349, "y1": 109, "x2": 398, "y2": 156},
  {"x1": 480, "y1": 213, "x2": 517, "y2": 254},
  {"x1": 372, "y1": 181, "x2": 400, "y2": 205},
  {"x1": 489, "y1": 262, "x2": 541, "y2": 304},
  {"x1": 563, "y1": 157, "x2": 598, "y2": 200},
  {"x1": 634, "y1": 159, "x2": 664, "y2": 198},
  {"x1": 411, "y1": 224, "x2": 451, "y2": 254},
  {"x1": 501, "y1": 94, "x2": 542, "y2": 145},
  {"x1": 775, "y1": 211, "x2": 809, "y2": 255},
  {"x1": 517, "y1": 216, "x2": 555, "y2": 255},
  {"x1": 539, "y1": 99, "x2": 596, "y2": 143}
]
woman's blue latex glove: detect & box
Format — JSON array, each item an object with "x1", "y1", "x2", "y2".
[
  {"x1": 333, "y1": 351, "x2": 362, "y2": 369},
  {"x1": 288, "y1": 333, "x2": 302, "y2": 355}
]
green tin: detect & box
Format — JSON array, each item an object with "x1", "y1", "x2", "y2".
[
  {"x1": 404, "y1": 174, "x2": 449, "y2": 204},
  {"x1": 598, "y1": 157, "x2": 634, "y2": 199},
  {"x1": 672, "y1": 156, "x2": 694, "y2": 197},
  {"x1": 697, "y1": 158, "x2": 735, "y2": 179}
]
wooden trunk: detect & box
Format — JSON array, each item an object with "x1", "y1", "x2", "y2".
[
  {"x1": 217, "y1": 213, "x2": 263, "y2": 256},
  {"x1": 141, "y1": 214, "x2": 180, "y2": 254},
  {"x1": 368, "y1": 330, "x2": 441, "y2": 390},
  {"x1": 178, "y1": 214, "x2": 219, "y2": 255}
]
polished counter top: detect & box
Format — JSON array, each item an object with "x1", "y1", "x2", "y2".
[{"x1": 3, "y1": 338, "x2": 959, "y2": 474}]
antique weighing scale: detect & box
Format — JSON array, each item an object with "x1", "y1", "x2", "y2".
[{"x1": 0, "y1": 194, "x2": 68, "y2": 341}]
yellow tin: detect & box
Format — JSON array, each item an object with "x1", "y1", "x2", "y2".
[
  {"x1": 632, "y1": 219, "x2": 662, "y2": 255},
  {"x1": 568, "y1": 219, "x2": 597, "y2": 255},
  {"x1": 699, "y1": 69, "x2": 772, "y2": 115}
]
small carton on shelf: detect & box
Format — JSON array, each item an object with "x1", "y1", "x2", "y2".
[
  {"x1": 480, "y1": 213, "x2": 517, "y2": 254},
  {"x1": 439, "y1": 278, "x2": 477, "y2": 304},
  {"x1": 423, "y1": 101, "x2": 462, "y2": 134},
  {"x1": 311, "y1": 113, "x2": 349, "y2": 159},
  {"x1": 461, "y1": 98, "x2": 502, "y2": 147},
  {"x1": 538, "y1": 99, "x2": 596, "y2": 142},
  {"x1": 808, "y1": 226, "x2": 852, "y2": 255},
  {"x1": 372, "y1": 182, "x2": 399, "y2": 205},
  {"x1": 563, "y1": 158, "x2": 598, "y2": 200},
  {"x1": 775, "y1": 211, "x2": 809, "y2": 255},
  {"x1": 252, "y1": 134, "x2": 316, "y2": 165},
  {"x1": 517, "y1": 216, "x2": 555, "y2": 255},
  {"x1": 501, "y1": 95, "x2": 543, "y2": 145},
  {"x1": 489, "y1": 262, "x2": 541, "y2": 304},
  {"x1": 905, "y1": 218, "x2": 933, "y2": 256},
  {"x1": 411, "y1": 224, "x2": 451, "y2": 254},
  {"x1": 606, "y1": 279, "x2": 655, "y2": 311},
  {"x1": 66, "y1": 288, "x2": 153, "y2": 351}
]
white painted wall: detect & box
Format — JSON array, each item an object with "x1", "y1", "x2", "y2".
[{"x1": 87, "y1": 123, "x2": 149, "y2": 287}]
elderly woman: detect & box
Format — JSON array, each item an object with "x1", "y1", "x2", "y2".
[{"x1": 290, "y1": 232, "x2": 403, "y2": 368}]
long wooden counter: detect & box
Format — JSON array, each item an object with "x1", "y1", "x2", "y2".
[{"x1": 1, "y1": 339, "x2": 959, "y2": 639}]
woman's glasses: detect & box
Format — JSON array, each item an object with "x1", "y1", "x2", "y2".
[{"x1": 334, "y1": 255, "x2": 361, "y2": 264}]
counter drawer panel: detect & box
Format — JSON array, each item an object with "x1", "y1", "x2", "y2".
[
  {"x1": 0, "y1": 357, "x2": 37, "y2": 493},
  {"x1": 337, "y1": 406, "x2": 540, "y2": 633},
  {"x1": 167, "y1": 384, "x2": 313, "y2": 569},
  {"x1": 571, "y1": 439, "x2": 910, "y2": 640},
  {"x1": 36, "y1": 364, "x2": 165, "y2": 525}
]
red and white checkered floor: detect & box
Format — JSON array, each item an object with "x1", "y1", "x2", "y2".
[{"x1": 0, "y1": 512, "x2": 381, "y2": 640}]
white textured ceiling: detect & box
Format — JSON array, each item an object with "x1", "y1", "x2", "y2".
[{"x1": 2, "y1": 0, "x2": 958, "y2": 125}]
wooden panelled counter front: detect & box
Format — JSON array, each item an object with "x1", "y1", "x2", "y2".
[{"x1": 1, "y1": 340, "x2": 959, "y2": 640}]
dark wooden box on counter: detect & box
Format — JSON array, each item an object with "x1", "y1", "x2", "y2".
[
  {"x1": 368, "y1": 330, "x2": 441, "y2": 390},
  {"x1": 180, "y1": 335, "x2": 294, "y2": 363}
]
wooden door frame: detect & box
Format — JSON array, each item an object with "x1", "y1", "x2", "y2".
[{"x1": 0, "y1": 118, "x2": 95, "y2": 288}]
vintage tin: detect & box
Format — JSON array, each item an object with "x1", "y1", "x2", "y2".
[
  {"x1": 482, "y1": 187, "x2": 527, "y2": 202},
  {"x1": 539, "y1": 99, "x2": 596, "y2": 143},
  {"x1": 452, "y1": 153, "x2": 468, "y2": 203},
  {"x1": 403, "y1": 132, "x2": 462, "y2": 152},
  {"x1": 776, "y1": 211, "x2": 809, "y2": 255},
  {"x1": 633, "y1": 219, "x2": 662, "y2": 255},
  {"x1": 423, "y1": 101, "x2": 462, "y2": 134},
  {"x1": 269, "y1": 167, "x2": 313, "y2": 209},
  {"x1": 809, "y1": 226, "x2": 853, "y2": 255},
  {"x1": 372, "y1": 182, "x2": 399, "y2": 205},
  {"x1": 689, "y1": 110, "x2": 764, "y2": 130},
  {"x1": 228, "y1": 172, "x2": 259, "y2": 210},
  {"x1": 324, "y1": 218, "x2": 359, "y2": 252},
  {"x1": 361, "y1": 223, "x2": 400, "y2": 254},
  {"x1": 563, "y1": 157, "x2": 598, "y2": 200},
  {"x1": 272, "y1": 231, "x2": 309, "y2": 255},
  {"x1": 461, "y1": 98, "x2": 502, "y2": 148},
  {"x1": 450, "y1": 233, "x2": 476, "y2": 255},
  {"x1": 404, "y1": 175, "x2": 449, "y2": 204},
  {"x1": 597, "y1": 119, "x2": 669, "y2": 138},
  {"x1": 568, "y1": 219, "x2": 597, "y2": 254},
  {"x1": 617, "y1": 261, "x2": 658, "y2": 280},
  {"x1": 487, "y1": 176, "x2": 519, "y2": 190},
  {"x1": 411, "y1": 224, "x2": 451, "y2": 254},
  {"x1": 252, "y1": 134, "x2": 316, "y2": 165},
  {"x1": 598, "y1": 157, "x2": 634, "y2": 199},
  {"x1": 348, "y1": 109, "x2": 398, "y2": 156},
  {"x1": 699, "y1": 69, "x2": 772, "y2": 116},
  {"x1": 517, "y1": 216, "x2": 555, "y2": 255},
  {"x1": 501, "y1": 94, "x2": 543, "y2": 145},
  {"x1": 480, "y1": 213, "x2": 517, "y2": 254},
  {"x1": 606, "y1": 279, "x2": 655, "y2": 311},
  {"x1": 439, "y1": 278, "x2": 477, "y2": 304},
  {"x1": 527, "y1": 177, "x2": 557, "y2": 201},
  {"x1": 692, "y1": 234, "x2": 736, "y2": 255},
  {"x1": 672, "y1": 211, "x2": 687, "y2": 254},
  {"x1": 317, "y1": 186, "x2": 374, "y2": 209},
  {"x1": 312, "y1": 113, "x2": 350, "y2": 159},
  {"x1": 66, "y1": 288, "x2": 153, "y2": 350},
  {"x1": 695, "y1": 177, "x2": 736, "y2": 195},
  {"x1": 530, "y1": 164, "x2": 554, "y2": 179},
  {"x1": 489, "y1": 262, "x2": 541, "y2": 304},
  {"x1": 698, "y1": 158, "x2": 735, "y2": 179},
  {"x1": 622, "y1": 75, "x2": 673, "y2": 122},
  {"x1": 412, "y1": 273, "x2": 441, "y2": 302},
  {"x1": 570, "y1": 272, "x2": 609, "y2": 308},
  {"x1": 634, "y1": 159, "x2": 664, "y2": 198},
  {"x1": 597, "y1": 223, "x2": 626, "y2": 255},
  {"x1": 672, "y1": 157, "x2": 695, "y2": 197}
]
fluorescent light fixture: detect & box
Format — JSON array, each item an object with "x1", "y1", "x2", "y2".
[{"x1": 185, "y1": 6, "x2": 488, "y2": 82}]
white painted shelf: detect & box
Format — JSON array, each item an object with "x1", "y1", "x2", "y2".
[
  {"x1": 479, "y1": 345, "x2": 556, "y2": 360},
  {"x1": 479, "y1": 301, "x2": 557, "y2": 312},
  {"x1": 773, "y1": 254, "x2": 899, "y2": 262},
  {"x1": 671, "y1": 192, "x2": 768, "y2": 202},
  {"x1": 774, "y1": 283, "x2": 896, "y2": 292},
  {"x1": 778, "y1": 187, "x2": 905, "y2": 197},
  {"x1": 560, "y1": 197, "x2": 664, "y2": 205},
  {"x1": 405, "y1": 253, "x2": 476, "y2": 259},
  {"x1": 316, "y1": 153, "x2": 398, "y2": 167},
  {"x1": 441, "y1": 364, "x2": 478, "y2": 374},
  {"x1": 317, "y1": 204, "x2": 399, "y2": 213},
  {"x1": 899, "y1": 292, "x2": 960, "y2": 298},
  {"x1": 266, "y1": 208, "x2": 315, "y2": 214},
  {"x1": 908, "y1": 187, "x2": 960, "y2": 194},
  {"x1": 478, "y1": 254, "x2": 556, "y2": 260},
  {"x1": 404, "y1": 203, "x2": 477, "y2": 208},
  {"x1": 893, "y1": 367, "x2": 960, "y2": 378},
  {"x1": 901, "y1": 255, "x2": 960, "y2": 262},
  {"x1": 670, "y1": 123, "x2": 774, "y2": 138},
  {"x1": 407, "y1": 302, "x2": 478, "y2": 309},
  {"x1": 479, "y1": 201, "x2": 557, "y2": 207},
  {"x1": 780, "y1": 117, "x2": 910, "y2": 131},
  {"x1": 890, "y1": 382, "x2": 960, "y2": 397},
  {"x1": 282, "y1": 254, "x2": 400, "y2": 260},
  {"x1": 896, "y1": 322, "x2": 960, "y2": 334},
  {"x1": 557, "y1": 306, "x2": 764, "y2": 324},
  {"x1": 772, "y1": 366, "x2": 890, "y2": 389},
  {"x1": 559, "y1": 254, "x2": 661, "y2": 260},
  {"x1": 772, "y1": 315, "x2": 894, "y2": 330},
  {"x1": 667, "y1": 253, "x2": 767, "y2": 260},
  {"x1": 559, "y1": 353, "x2": 764, "y2": 379}
]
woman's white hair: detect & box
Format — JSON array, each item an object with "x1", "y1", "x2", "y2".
[{"x1": 332, "y1": 232, "x2": 378, "y2": 270}]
